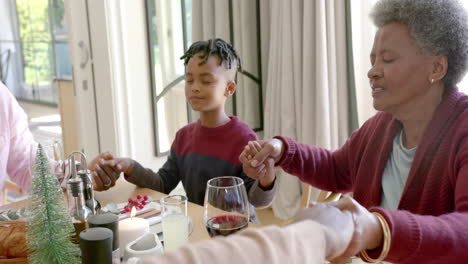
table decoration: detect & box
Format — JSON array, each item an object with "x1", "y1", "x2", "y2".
[
  {"x1": 118, "y1": 207, "x2": 150, "y2": 256},
  {"x1": 26, "y1": 144, "x2": 80, "y2": 264}
]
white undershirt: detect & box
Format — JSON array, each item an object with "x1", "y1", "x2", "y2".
[{"x1": 380, "y1": 129, "x2": 417, "y2": 210}]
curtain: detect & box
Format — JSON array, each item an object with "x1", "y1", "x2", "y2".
[{"x1": 265, "y1": 0, "x2": 352, "y2": 219}]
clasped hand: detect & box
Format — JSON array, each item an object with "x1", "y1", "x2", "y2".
[{"x1": 88, "y1": 153, "x2": 134, "y2": 191}]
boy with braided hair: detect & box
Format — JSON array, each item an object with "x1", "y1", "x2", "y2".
[{"x1": 94, "y1": 39, "x2": 276, "y2": 220}]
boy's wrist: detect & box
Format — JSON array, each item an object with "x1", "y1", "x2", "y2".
[
  {"x1": 121, "y1": 159, "x2": 136, "y2": 179},
  {"x1": 258, "y1": 176, "x2": 276, "y2": 190}
]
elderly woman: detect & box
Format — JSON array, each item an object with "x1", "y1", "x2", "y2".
[{"x1": 240, "y1": 0, "x2": 468, "y2": 263}]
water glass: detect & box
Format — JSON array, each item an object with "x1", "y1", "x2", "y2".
[{"x1": 160, "y1": 195, "x2": 189, "y2": 251}]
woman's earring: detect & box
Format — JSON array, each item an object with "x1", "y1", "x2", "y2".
[{"x1": 430, "y1": 78, "x2": 434, "y2": 84}]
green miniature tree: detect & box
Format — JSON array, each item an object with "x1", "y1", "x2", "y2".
[{"x1": 26, "y1": 144, "x2": 80, "y2": 264}]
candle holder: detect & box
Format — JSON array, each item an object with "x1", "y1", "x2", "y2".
[{"x1": 124, "y1": 233, "x2": 164, "y2": 261}]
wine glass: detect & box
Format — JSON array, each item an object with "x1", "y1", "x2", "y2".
[{"x1": 204, "y1": 176, "x2": 250, "y2": 237}]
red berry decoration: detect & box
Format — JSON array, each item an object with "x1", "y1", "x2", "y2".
[{"x1": 121, "y1": 194, "x2": 151, "y2": 214}]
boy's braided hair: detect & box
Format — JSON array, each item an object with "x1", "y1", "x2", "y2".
[{"x1": 180, "y1": 38, "x2": 242, "y2": 73}]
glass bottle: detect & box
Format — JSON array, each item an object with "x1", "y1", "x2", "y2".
[{"x1": 67, "y1": 155, "x2": 92, "y2": 244}]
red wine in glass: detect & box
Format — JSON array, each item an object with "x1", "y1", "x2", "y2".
[
  {"x1": 204, "y1": 176, "x2": 250, "y2": 237},
  {"x1": 205, "y1": 215, "x2": 248, "y2": 237}
]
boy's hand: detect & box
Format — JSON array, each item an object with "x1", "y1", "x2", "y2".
[
  {"x1": 88, "y1": 152, "x2": 114, "y2": 172},
  {"x1": 258, "y1": 158, "x2": 276, "y2": 189},
  {"x1": 239, "y1": 139, "x2": 285, "y2": 168},
  {"x1": 89, "y1": 154, "x2": 135, "y2": 191},
  {"x1": 239, "y1": 141, "x2": 276, "y2": 189},
  {"x1": 89, "y1": 153, "x2": 115, "y2": 191}
]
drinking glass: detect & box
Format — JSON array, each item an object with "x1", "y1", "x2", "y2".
[
  {"x1": 204, "y1": 176, "x2": 249, "y2": 237},
  {"x1": 160, "y1": 195, "x2": 189, "y2": 251}
]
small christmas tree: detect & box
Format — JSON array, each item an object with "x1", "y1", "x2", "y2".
[{"x1": 26, "y1": 144, "x2": 80, "y2": 264}]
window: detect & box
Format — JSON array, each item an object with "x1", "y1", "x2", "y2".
[
  {"x1": 0, "y1": 0, "x2": 71, "y2": 105},
  {"x1": 145, "y1": 0, "x2": 263, "y2": 156}
]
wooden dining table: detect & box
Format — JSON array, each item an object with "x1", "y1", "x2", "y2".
[
  {"x1": 0, "y1": 179, "x2": 259, "y2": 244},
  {"x1": 94, "y1": 179, "x2": 212, "y2": 243}
]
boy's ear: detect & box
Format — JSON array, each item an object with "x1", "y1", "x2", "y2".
[{"x1": 225, "y1": 81, "x2": 237, "y2": 97}]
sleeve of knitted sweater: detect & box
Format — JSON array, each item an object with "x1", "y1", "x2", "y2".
[{"x1": 274, "y1": 134, "x2": 355, "y2": 193}]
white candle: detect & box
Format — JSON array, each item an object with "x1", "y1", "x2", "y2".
[{"x1": 119, "y1": 207, "x2": 150, "y2": 256}]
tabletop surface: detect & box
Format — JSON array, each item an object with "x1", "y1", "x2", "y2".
[{"x1": 0, "y1": 178, "x2": 259, "y2": 243}]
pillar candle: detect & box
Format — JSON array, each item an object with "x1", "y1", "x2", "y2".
[{"x1": 119, "y1": 215, "x2": 149, "y2": 255}]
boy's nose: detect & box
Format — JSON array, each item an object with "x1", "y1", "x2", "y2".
[{"x1": 191, "y1": 85, "x2": 200, "y2": 92}]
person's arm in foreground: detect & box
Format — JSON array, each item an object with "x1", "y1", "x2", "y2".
[
  {"x1": 140, "y1": 203, "x2": 354, "y2": 264},
  {"x1": 2, "y1": 83, "x2": 36, "y2": 192}
]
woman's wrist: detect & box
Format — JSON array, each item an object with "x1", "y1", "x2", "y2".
[
  {"x1": 271, "y1": 138, "x2": 285, "y2": 163},
  {"x1": 366, "y1": 212, "x2": 384, "y2": 250},
  {"x1": 361, "y1": 212, "x2": 392, "y2": 263}
]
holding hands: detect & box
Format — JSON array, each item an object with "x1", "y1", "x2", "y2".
[
  {"x1": 88, "y1": 153, "x2": 135, "y2": 191},
  {"x1": 238, "y1": 138, "x2": 285, "y2": 188},
  {"x1": 295, "y1": 196, "x2": 384, "y2": 263}
]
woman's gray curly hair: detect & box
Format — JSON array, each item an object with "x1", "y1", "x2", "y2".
[{"x1": 370, "y1": 0, "x2": 468, "y2": 89}]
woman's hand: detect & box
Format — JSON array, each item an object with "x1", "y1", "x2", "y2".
[
  {"x1": 244, "y1": 139, "x2": 285, "y2": 165},
  {"x1": 294, "y1": 203, "x2": 354, "y2": 261},
  {"x1": 295, "y1": 196, "x2": 384, "y2": 263},
  {"x1": 327, "y1": 196, "x2": 383, "y2": 263}
]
